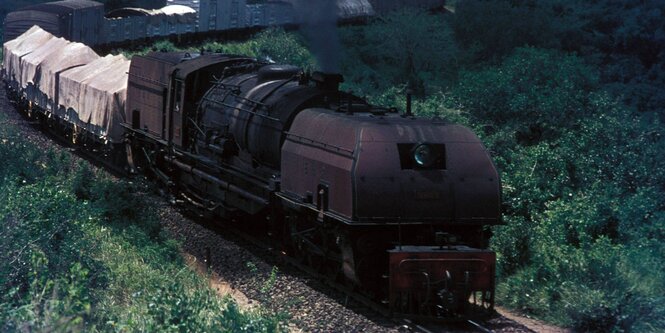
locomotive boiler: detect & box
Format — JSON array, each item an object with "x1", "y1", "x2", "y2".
[{"x1": 123, "y1": 51, "x2": 501, "y2": 317}]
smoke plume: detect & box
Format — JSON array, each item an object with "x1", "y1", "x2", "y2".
[{"x1": 295, "y1": 0, "x2": 341, "y2": 73}]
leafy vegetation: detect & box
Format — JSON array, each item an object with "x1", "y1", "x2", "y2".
[
  {"x1": 340, "y1": 9, "x2": 458, "y2": 96},
  {"x1": 456, "y1": 48, "x2": 664, "y2": 331},
  {"x1": 168, "y1": 4, "x2": 660, "y2": 332},
  {"x1": 443, "y1": 3, "x2": 662, "y2": 331},
  {"x1": 0, "y1": 113, "x2": 287, "y2": 331},
  {"x1": 115, "y1": 29, "x2": 316, "y2": 72},
  {"x1": 444, "y1": 3, "x2": 664, "y2": 331},
  {"x1": 64, "y1": 4, "x2": 665, "y2": 329},
  {"x1": 2, "y1": 0, "x2": 663, "y2": 331},
  {"x1": 452, "y1": 0, "x2": 665, "y2": 117}
]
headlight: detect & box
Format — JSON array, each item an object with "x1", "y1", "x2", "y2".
[
  {"x1": 413, "y1": 144, "x2": 435, "y2": 167},
  {"x1": 398, "y1": 143, "x2": 446, "y2": 169}
]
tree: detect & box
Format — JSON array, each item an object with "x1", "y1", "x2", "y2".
[{"x1": 341, "y1": 9, "x2": 458, "y2": 96}]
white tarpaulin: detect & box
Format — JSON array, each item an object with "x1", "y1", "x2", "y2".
[
  {"x1": 4, "y1": 26, "x2": 127, "y2": 143},
  {"x1": 59, "y1": 54, "x2": 130, "y2": 142},
  {"x1": 19, "y1": 37, "x2": 70, "y2": 89},
  {"x1": 2, "y1": 26, "x2": 55, "y2": 83},
  {"x1": 39, "y1": 42, "x2": 99, "y2": 104},
  {"x1": 160, "y1": 4, "x2": 196, "y2": 16},
  {"x1": 337, "y1": 0, "x2": 375, "y2": 18}
]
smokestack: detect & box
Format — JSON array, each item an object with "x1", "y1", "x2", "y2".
[
  {"x1": 295, "y1": 0, "x2": 341, "y2": 73},
  {"x1": 311, "y1": 71, "x2": 344, "y2": 91}
]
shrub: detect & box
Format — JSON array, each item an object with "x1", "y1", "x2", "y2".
[
  {"x1": 340, "y1": 9, "x2": 457, "y2": 96},
  {"x1": 72, "y1": 161, "x2": 94, "y2": 200},
  {"x1": 0, "y1": 111, "x2": 287, "y2": 331},
  {"x1": 453, "y1": 47, "x2": 600, "y2": 144},
  {"x1": 445, "y1": 43, "x2": 665, "y2": 330},
  {"x1": 201, "y1": 28, "x2": 315, "y2": 70},
  {"x1": 451, "y1": 0, "x2": 565, "y2": 64},
  {"x1": 0, "y1": 178, "x2": 105, "y2": 331}
]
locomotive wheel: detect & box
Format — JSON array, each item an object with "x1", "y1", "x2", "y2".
[
  {"x1": 351, "y1": 232, "x2": 389, "y2": 298},
  {"x1": 284, "y1": 213, "x2": 343, "y2": 279},
  {"x1": 284, "y1": 215, "x2": 304, "y2": 258},
  {"x1": 125, "y1": 139, "x2": 137, "y2": 174}
]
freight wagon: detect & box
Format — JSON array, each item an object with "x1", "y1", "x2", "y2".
[{"x1": 3, "y1": 0, "x2": 444, "y2": 46}]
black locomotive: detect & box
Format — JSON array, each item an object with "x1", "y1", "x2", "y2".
[{"x1": 4, "y1": 30, "x2": 500, "y2": 319}]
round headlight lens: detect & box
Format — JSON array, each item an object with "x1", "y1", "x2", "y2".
[{"x1": 413, "y1": 144, "x2": 435, "y2": 167}]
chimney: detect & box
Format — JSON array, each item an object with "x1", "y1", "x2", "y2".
[{"x1": 311, "y1": 71, "x2": 344, "y2": 91}]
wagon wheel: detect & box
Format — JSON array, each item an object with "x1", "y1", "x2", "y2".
[
  {"x1": 285, "y1": 215, "x2": 309, "y2": 264},
  {"x1": 321, "y1": 235, "x2": 343, "y2": 282}
]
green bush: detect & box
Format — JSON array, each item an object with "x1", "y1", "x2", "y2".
[
  {"x1": 451, "y1": 0, "x2": 566, "y2": 64},
  {"x1": 249, "y1": 28, "x2": 315, "y2": 70},
  {"x1": 340, "y1": 9, "x2": 457, "y2": 96},
  {"x1": 453, "y1": 47, "x2": 600, "y2": 143},
  {"x1": 120, "y1": 29, "x2": 315, "y2": 72},
  {"x1": 451, "y1": 0, "x2": 665, "y2": 116},
  {"x1": 436, "y1": 41, "x2": 665, "y2": 330},
  {"x1": 72, "y1": 161, "x2": 94, "y2": 200},
  {"x1": 0, "y1": 111, "x2": 287, "y2": 331},
  {"x1": 0, "y1": 174, "x2": 105, "y2": 331}
]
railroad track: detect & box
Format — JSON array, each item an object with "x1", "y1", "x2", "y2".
[
  {"x1": 10, "y1": 99, "x2": 499, "y2": 333},
  {"x1": 191, "y1": 211, "x2": 498, "y2": 333},
  {"x1": 6, "y1": 95, "x2": 129, "y2": 177},
  {"x1": 4, "y1": 86, "x2": 419, "y2": 331},
  {"x1": 402, "y1": 318, "x2": 494, "y2": 333},
  {"x1": 3, "y1": 82, "x2": 540, "y2": 333}
]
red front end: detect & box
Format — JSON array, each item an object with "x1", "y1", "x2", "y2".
[{"x1": 389, "y1": 246, "x2": 495, "y2": 319}]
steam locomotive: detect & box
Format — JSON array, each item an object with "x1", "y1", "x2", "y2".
[{"x1": 3, "y1": 26, "x2": 500, "y2": 319}]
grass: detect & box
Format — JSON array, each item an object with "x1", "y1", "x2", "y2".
[{"x1": 0, "y1": 109, "x2": 288, "y2": 331}]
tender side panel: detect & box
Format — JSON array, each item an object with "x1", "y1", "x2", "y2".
[
  {"x1": 446, "y1": 143, "x2": 502, "y2": 223},
  {"x1": 126, "y1": 53, "x2": 182, "y2": 140},
  {"x1": 280, "y1": 109, "x2": 357, "y2": 219}
]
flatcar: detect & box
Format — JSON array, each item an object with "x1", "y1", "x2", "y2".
[{"x1": 3, "y1": 26, "x2": 499, "y2": 319}]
